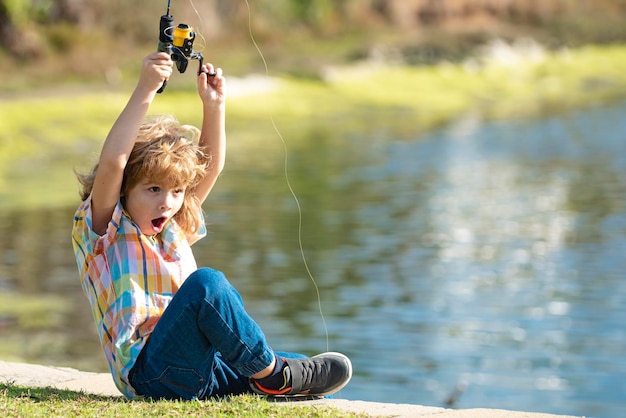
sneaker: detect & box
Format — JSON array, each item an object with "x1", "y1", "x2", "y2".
[{"x1": 250, "y1": 352, "x2": 352, "y2": 397}]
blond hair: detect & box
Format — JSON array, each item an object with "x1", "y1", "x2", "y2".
[{"x1": 77, "y1": 115, "x2": 209, "y2": 235}]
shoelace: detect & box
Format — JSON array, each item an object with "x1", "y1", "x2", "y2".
[{"x1": 294, "y1": 358, "x2": 329, "y2": 390}]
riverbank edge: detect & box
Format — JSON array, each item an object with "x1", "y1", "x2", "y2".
[{"x1": 0, "y1": 361, "x2": 580, "y2": 418}]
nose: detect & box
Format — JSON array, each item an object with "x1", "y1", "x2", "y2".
[{"x1": 160, "y1": 192, "x2": 174, "y2": 210}]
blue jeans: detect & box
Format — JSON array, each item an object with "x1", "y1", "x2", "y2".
[{"x1": 129, "y1": 267, "x2": 303, "y2": 400}]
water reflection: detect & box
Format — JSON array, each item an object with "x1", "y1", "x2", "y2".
[{"x1": 2, "y1": 102, "x2": 626, "y2": 417}]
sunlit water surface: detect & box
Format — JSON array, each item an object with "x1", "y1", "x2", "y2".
[{"x1": 1, "y1": 102, "x2": 625, "y2": 417}]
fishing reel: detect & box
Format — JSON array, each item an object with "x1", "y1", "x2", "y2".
[{"x1": 157, "y1": 7, "x2": 206, "y2": 93}]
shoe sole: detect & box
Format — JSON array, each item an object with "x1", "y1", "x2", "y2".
[{"x1": 265, "y1": 394, "x2": 324, "y2": 402}]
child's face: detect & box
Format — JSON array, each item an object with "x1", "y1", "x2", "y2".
[{"x1": 124, "y1": 179, "x2": 186, "y2": 236}]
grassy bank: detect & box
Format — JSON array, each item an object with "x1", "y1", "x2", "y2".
[
  {"x1": 1, "y1": 42, "x2": 626, "y2": 210},
  {"x1": 0, "y1": 384, "x2": 363, "y2": 417}
]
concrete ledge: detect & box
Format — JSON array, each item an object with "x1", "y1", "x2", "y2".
[{"x1": 0, "y1": 361, "x2": 579, "y2": 417}]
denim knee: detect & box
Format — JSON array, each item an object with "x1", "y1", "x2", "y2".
[{"x1": 181, "y1": 268, "x2": 240, "y2": 304}]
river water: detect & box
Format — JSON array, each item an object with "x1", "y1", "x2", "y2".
[{"x1": 1, "y1": 101, "x2": 625, "y2": 417}]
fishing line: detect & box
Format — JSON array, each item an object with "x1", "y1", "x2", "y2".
[
  {"x1": 242, "y1": 0, "x2": 330, "y2": 352},
  {"x1": 187, "y1": 0, "x2": 207, "y2": 52},
  {"x1": 180, "y1": 0, "x2": 330, "y2": 352}
]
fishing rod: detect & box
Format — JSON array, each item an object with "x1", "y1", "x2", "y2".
[{"x1": 157, "y1": 0, "x2": 213, "y2": 93}]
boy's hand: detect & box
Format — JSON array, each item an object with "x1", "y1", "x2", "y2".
[
  {"x1": 138, "y1": 52, "x2": 173, "y2": 93},
  {"x1": 197, "y1": 63, "x2": 226, "y2": 107}
]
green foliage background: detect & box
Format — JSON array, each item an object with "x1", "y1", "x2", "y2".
[{"x1": 2, "y1": 0, "x2": 626, "y2": 209}]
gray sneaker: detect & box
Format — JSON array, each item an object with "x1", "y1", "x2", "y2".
[{"x1": 250, "y1": 352, "x2": 352, "y2": 397}]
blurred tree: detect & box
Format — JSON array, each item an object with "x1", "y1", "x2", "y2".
[
  {"x1": 0, "y1": 0, "x2": 43, "y2": 58},
  {"x1": 290, "y1": 0, "x2": 334, "y2": 28},
  {"x1": 49, "y1": 0, "x2": 89, "y2": 25},
  {"x1": 0, "y1": 1, "x2": 15, "y2": 51},
  {"x1": 3, "y1": 0, "x2": 626, "y2": 69}
]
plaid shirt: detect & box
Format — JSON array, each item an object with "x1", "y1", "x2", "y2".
[{"x1": 72, "y1": 196, "x2": 206, "y2": 398}]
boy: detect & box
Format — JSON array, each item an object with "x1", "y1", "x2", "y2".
[{"x1": 72, "y1": 52, "x2": 352, "y2": 400}]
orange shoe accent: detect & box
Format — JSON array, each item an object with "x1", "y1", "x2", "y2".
[{"x1": 251, "y1": 379, "x2": 293, "y2": 395}]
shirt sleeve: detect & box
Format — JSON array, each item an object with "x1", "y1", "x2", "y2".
[
  {"x1": 187, "y1": 210, "x2": 207, "y2": 246},
  {"x1": 72, "y1": 195, "x2": 125, "y2": 264},
  {"x1": 72, "y1": 197, "x2": 98, "y2": 270}
]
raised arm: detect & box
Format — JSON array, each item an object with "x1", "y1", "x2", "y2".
[
  {"x1": 194, "y1": 63, "x2": 227, "y2": 204},
  {"x1": 90, "y1": 52, "x2": 173, "y2": 235}
]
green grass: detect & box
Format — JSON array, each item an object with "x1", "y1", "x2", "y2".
[
  {"x1": 226, "y1": 43, "x2": 626, "y2": 135},
  {"x1": 0, "y1": 384, "x2": 364, "y2": 417},
  {"x1": 2, "y1": 43, "x2": 626, "y2": 210}
]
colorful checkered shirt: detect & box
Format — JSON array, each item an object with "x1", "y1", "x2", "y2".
[{"x1": 72, "y1": 196, "x2": 206, "y2": 398}]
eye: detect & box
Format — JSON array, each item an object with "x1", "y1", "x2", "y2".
[
  {"x1": 174, "y1": 188, "x2": 185, "y2": 195},
  {"x1": 148, "y1": 186, "x2": 160, "y2": 193}
]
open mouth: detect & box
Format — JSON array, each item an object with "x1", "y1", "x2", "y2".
[{"x1": 151, "y1": 217, "x2": 167, "y2": 230}]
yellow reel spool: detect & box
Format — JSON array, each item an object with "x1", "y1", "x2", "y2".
[{"x1": 172, "y1": 24, "x2": 193, "y2": 47}]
